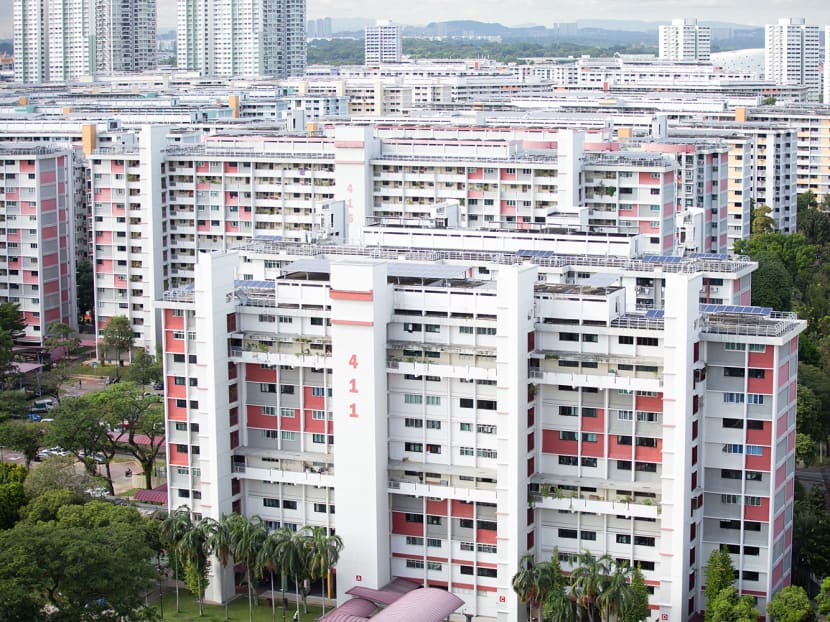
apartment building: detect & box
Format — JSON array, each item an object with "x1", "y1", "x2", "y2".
[
  {"x1": 95, "y1": 0, "x2": 157, "y2": 74},
  {"x1": 659, "y1": 18, "x2": 711, "y2": 62},
  {"x1": 47, "y1": 0, "x2": 94, "y2": 81},
  {"x1": 177, "y1": 0, "x2": 306, "y2": 78},
  {"x1": 0, "y1": 145, "x2": 77, "y2": 343},
  {"x1": 365, "y1": 22, "x2": 402, "y2": 66},
  {"x1": 764, "y1": 18, "x2": 821, "y2": 102},
  {"x1": 13, "y1": 0, "x2": 50, "y2": 83},
  {"x1": 159, "y1": 242, "x2": 803, "y2": 621}
]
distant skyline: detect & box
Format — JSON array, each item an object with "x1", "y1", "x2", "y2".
[{"x1": 2, "y1": 1, "x2": 829, "y2": 39}]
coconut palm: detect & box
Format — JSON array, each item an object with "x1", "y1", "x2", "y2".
[
  {"x1": 276, "y1": 527, "x2": 310, "y2": 617},
  {"x1": 595, "y1": 561, "x2": 632, "y2": 622},
  {"x1": 203, "y1": 514, "x2": 235, "y2": 621},
  {"x1": 513, "y1": 553, "x2": 543, "y2": 621},
  {"x1": 305, "y1": 526, "x2": 344, "y2": 616},
  {"x1": 570, "y1": 551, "x2": 613, "y2": 622},
  {"x1": 228, "y1": 513, "x2": 267, "y2": 622},
  {"x1": 159, "y1": 507, "x2": 193, "y2": 613},
  {"x1": 179, "y1": 517, "x2": 211, "y2": 616},
  {"x1": 259, "y1": 527, "x2": 291, "y2": 622}
]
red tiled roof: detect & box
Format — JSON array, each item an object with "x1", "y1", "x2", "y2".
[
  {"x1": 108, "y1": 431, "x2": 166, "y2": 447},
  {"x1": 134, "y1": 483, "x2": 167, "y2": 504}
]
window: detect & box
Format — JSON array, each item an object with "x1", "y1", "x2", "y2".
[
  {"x1": 722, "y1": 444, "x2": 743, "y2": 454},
  {"x1": 746, "y1": 471, "x2": 763, "y2": 481},
  {"x1": 263, "y1": 498, "x2": 280, "y2": 507},
  {"x1": 558, "y1": 528, "x2": 578, "y2": 539},
  {"x1": 406, "y1": 536, "x2": 423, "y2": 546},
  {"x1": 405, "y1": 418, "x2": 423, "y2": 428},
  {"x1": 477, "y1": 567, "x2": 497, "y2": 578},
  {"x1": 280, "y1": 408, "x2": 295, "y2": 418},
  {"x1": 460, "y1": 398, "x2": 474, "y2": 408},
  {"x1": 618, "y1": 335, "x2": 634, "y2": 344},
  {"x1": 404, "y1": 394, "x2": 423, "y2": 404},
  {"x1": 427, "y1": 538, "x2": 441, "y2": 548},
  {"x1": 634, "y1": 536, "x2": 655, "y2": 547},
  {"x1": 581, "y1": 457, "x2": 598, "y2": 467},
  {"x1": 723, "y1": 418, "x2": 743, "y2": 429},
  {"x1": 617, "y1": 460, "x2": 632, "y2": 470},
  {"x1": 618, "y1": 410, "x2": 633, "y2": 421},
  {"x1": 426, "y1": 395, "x2": 441, "y2": 406},
  {"x1": 748, "y1": 394, "x2": 765, "y2": 405},
  {"x1": 748, "y1": 369, "x2": 765, "y2": 379},
  {"x1": 314, "y1": 503, "x2": 329, "y2": 513},
  {"x1": 404, "y1": 443, "x2": 423, "y2": 452},
  {"x1": 477, "y1": 424, "x2": 496, "y2": 434},
  {"x1": 281, "y1": 431, "x2": 296, "y2": 441},
  {"x1": 477, "y1": 448, "x2": 498, "y2": 459},
  {"x1": 581, "y1": 531, "x2": 597, "y2": 541},
  {"x1": 459, "y1": 326, "x2": 474, "y2": 334},
  {"x1": 616, "y1": 534, "x2": 631, "y2": 544},
  {"x1": 282, "y1": 500, "x2": 297, "y2": 510},
  {"x1": 426, "y1": 444, "x2": 441, "y2": 454},
  {"x1": 280, "y1": 385, "x2": 294, "y2": 394},
  {"x1": 582, "y1": 433, "x2": 598, "y2": 442},
  {"x1": 559, "y1": 431, "x2": 578, "y2": 441},
  {"x1": 560, "y1": 332, "x2": 579, "y2": 341},
  {"x1": 312, "y1": 410, "x2": 326, "y2": 420},
  {"x1": 478, "y1": 543, "x2": 497, "y2": 554},
  {"x1": 746, "y1": 445, "x2": 763, "y2": 456},
  {"x1": 721, "y1": 469, "x2": 742, "y2": 480},
  {"x1": 311, "y1": 434, "x2": 327, "y2": 444},
  {"x1": 175, "y1": 422, "x2": 187, "y2": 431},
  {"x1": 725, "y1": 343, "x2": 746, "y2": 351},
  {"x1": 311, "y1": 387, "x2": 325, "y2": 397},
  {"x1": 427, "y1": 516, "x2": 442, "y2": 526},
  {"x1": 617, "y1": 435, "x2": 633, "y2": 445},
  {"x1": 637, "y1": 411, "x2": 660, "y2": 423},
  {"x1": 724, "y1": 367, "x2": 745, "y2": 378},
  {"x1": 476, "y1": 327, "x2": 497, "y2": 336},
  {"x1": 405, "y1": 560, "x2": 424, "y2": 569},
  {"x1": 635, "y1": 462, "x2": 657, "y2": 472},
  {"x1": 559, "y1": 456, "x2": 578, "y2": 466},
  {"x1": 748, "y1": 344, "x2": 766, "y2": 352},
  {"x1": 723, "y1": 393, "x2": 745, "y2": 404},
  {"x1": 636, "y1": 437, "x2": 658, "y2": 448},
  {"x1": 460, "y1": 423, "x2": 472, "y2": 432},
  {"x1": 582, "y1": 408, "x2": 598, "y2": 418},
  {"x1": 559, "y1": 406, "x2": 578, "y2": 417},
  {"x1": 742, "y1": 571, "x2": 760, "y2": 582},
  {"x1": 460, "y1": 565, "x2": 474, "y2": 575},
  {"x1": 721, "y1": 494, "x2": 740, "y2": 505},
  {"x1": 405, "y1": 514, "x2": 423, "y2": 523},
  {"x1": 745, "y1": 496, "x2": 762, "y2": 507},
  {"x1": 459, "y1": 519, "x2": 474, "y2": 529},
  {"x1": 720, "y1": 520, "x2": 742, "y2": 530},
  {"x1": 582, "y1": 334, "x2": 598, "y2": 343},
  {"x1": 637, "y1": 337, "x2": 658, "y2": 347}
]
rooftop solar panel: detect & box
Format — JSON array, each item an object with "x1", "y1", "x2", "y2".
[{"x1": 644, "y1": 309, "x2": 665, "y2": 318}]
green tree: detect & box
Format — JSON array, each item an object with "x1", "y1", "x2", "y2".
[
  {"x1": 259, "y1": 528, "x2": 286, "y2": 622},
  {"x1": 750, "y1": 252, "x2": 792, "y2": 310},
  {"x1": 276, "y1": 526, "x2": 310, "y2": 617},
  {"x1": 89, "y1": 382, "x2": 164, "y2": 489},
  {"x1": 0, "y1": 421, "x2": 43, "y2": 467},
  {"x1": 159, "y1": 508, "x2": 193, "y2": 613},
  {"x1": 22, "y1": 454, "x2": 96, "y2": 499},
  {"x1": 19, "y1": 488, "x2": 85, "y2": 524},
  {"x1": 306, "y1": 526, "x2": 343, "y2": 616},
  {"x1": 76, "y1": 260, "x2": 94, "y2": 325},
  {"x1": 203, "y1": 514, "x2": 235, "y2": 621},
  {"x1": 0, "y1": 504, "x2": 157, "y2": 620},
  {"x1": 179, "y1": 516, "x2": 211, "y2": 616},
  {"x1": 228, "y1": 513, "x2": 267, "y2": 620},
  {"x1": 620, "y1": 564, "x2": 650, "y2": 622},
  {"x1": 100, "y1": 315, "x2": 134, "y2": 370},
  {"x1": 570, "y1": 551, "x2": 614, "y2": 622},
  {"x1": 751, "y1": 204, "x2": 775, "y2": 236},
  {"x1": 0, "y1": 302, "x2": 26, "y2": 341},
  {"x1": 0, "y1": 481, "x2": 26, "y2": 529},
  {"x1": 45, "y1": 395, "x2": 119, "y2": 493},
  {"x1": 792, "y1": 487, "x2": 830, "y2": 587},
  {"x1": 595, "y1": 561, "x2": 632, "y2": 622},
  {"x1": 125, "y1": 348, "x2": 162, "y2": 386},
  {"x1": 704, "y1": 546, "x2": 736, "y2": 612},
  {"x1": 765, "y1": 586, "x2": 813, "y2": 622},
  {"x1": 796, "y1": 432, "x2": 817, "y2": 465},
  {"x1": 707, "y1": 587, "x2": 759, "y2": 622},
  {"x1": 816, "y1": 577, "x2": 830, "y2": 616},
  {"x1": 0, "y1": 390, "x2": 30, "y2": 422}
]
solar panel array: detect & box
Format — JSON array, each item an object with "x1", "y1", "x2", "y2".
[
  {"x1": 642, "y1": 255, "x2": 683, "y2": 263},
  {"x1": 236, "y1": 280, "x2": 275, "y2": 289},
  {"x1": 700, "y1": 304, "x2": 772, "y2": 315},
  {"x1": 516, "y1": 249, "x2": 555, "y2": 258},
  {"x1": 644, "y1": 309, "x2": 665, "y2": 318},
  {"x1": 690, "y1": 252, "x2": 730, "y2": 260}
]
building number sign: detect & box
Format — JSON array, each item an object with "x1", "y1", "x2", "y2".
[{"x1": 348, "y1": 354, "x2": 359, "y2": 417}]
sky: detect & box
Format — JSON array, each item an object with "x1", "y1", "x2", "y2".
[{"x1": 1, "y1": 0, "x2": 829, "y2": 39}]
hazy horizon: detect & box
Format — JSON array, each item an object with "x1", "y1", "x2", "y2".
[{"x1": 2, "y1": 1, "x2": 828, "y2": 41}]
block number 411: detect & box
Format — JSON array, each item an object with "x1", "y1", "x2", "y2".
[{"x1": 348, "y1": 354, "x2": 358, "y2": 417}]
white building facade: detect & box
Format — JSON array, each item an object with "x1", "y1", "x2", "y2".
[
  {"x1": 659, "y1": 18, "x2": 711, "y2": 62},
  {"x1": 365, "y1": 21, "x2": 402, "y2": 66},
  {"x1": 764, "y1": 18, "x2": 821, "y2": 102}
]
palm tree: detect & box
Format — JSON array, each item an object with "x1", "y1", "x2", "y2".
[
  {"x1": 159, "y1": 507, "x2": 193, "y2": 613},
  {"x1": 259, "y1": 528, "x2": 289, "y2": 622},
  {"x1": 228, "y1": 514, "x2": 267, "y2": 622},
  {"x1": 595, "y1": 561, "x2": 632, "y2": 622},
  {"x1": 513, "y1": 553, "x2": 542, "y2": 621},
  {"x1": 203, "y1": 514, "x2": 235, "y2": 621},
  {"x1": 570, "y1": 551, "x2": 613, "y2": 622},
  {"x1": 276, "y1": 527, "x2": 310, "y2": 617},
  {"x1": 305, "y1": 526, "x2": 344, "y2": 616},
  {"x1": 179, "y1": 517, "x2": 211, "y2": 616}
]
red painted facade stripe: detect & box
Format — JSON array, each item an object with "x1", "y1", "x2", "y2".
[{"x1": 329, "y1": 290, "x2": 373, "y2": 301}]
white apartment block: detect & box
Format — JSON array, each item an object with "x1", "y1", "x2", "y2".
[
  {"x1": 95, "y1": 0, "x2": 157, "y2": 73},
  {"x1": 177, "y1": 0, "x2": 306, "y2": 78},
  {"x1": 0, "y1": 146, "x2": 78, "y2": 343},
  {"x1": 159, "y1": 242, "x2": 804, "y2": 621},
  {"x1": 764, "y1": 18, "x2": 821, "y2": 102},
  {"x1": 825, "y1": 26, "x2": 830, "y2": 105},
  {"x1": 659, "y1": 18, "x2": 711, "y2": 62},
  {"x1": 13, "y1": 0, "x2": 50, "y2": 83},
  {"x1": 47, "y1": 0, "x2": 94, "y2": 81},
  {"x1": 365, "y1": 21, "x2": 402, "y2": 66}
]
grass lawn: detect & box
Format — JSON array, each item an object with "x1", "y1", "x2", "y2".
[{"x1": 156, "y1": 591, "x2": 327, "y2": 622}]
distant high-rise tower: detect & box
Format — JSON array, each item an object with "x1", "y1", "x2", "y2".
[
  {"x1": 765, "y1": 17, "x2": 821, "y2": 102},
  {"x1": 658, "y1": 18, "x2": 711, "y2": 62},
  {"x1": 177, "y1": 0, "x2": 306, "y2": 78},
  {"x1": 13, "y1": 0, "x2": 50, "y2": 82},
  {"x1": 364, "y1": 20, "x2": 401, "y2": 66},
  {"x1": 95, "y1": 0, "x2": 157, "y2": 73},
  {"x1": 824, "y1": 25, "x2": 830, "y2": 104},
  {"x1": 14, "y1": 0, "x2": 153, "y2": 82}
]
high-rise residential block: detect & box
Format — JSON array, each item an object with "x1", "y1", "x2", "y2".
[
  {"x1": 764, "y1": 18, "x2": 821, "y2": 102},
  {"x1": 0, "y1": 146, "x2": 78, "y2": 343},
  {"x1": 95, "y1": 0, "x2": 157, "y2": 74},
  {"x1": 365, "y1": 21, "x2": 402, "y2": 66},
  {"x1": 177, "y1": 0, "x2": 306, "y2": 78},
  {"x1": 47, "y1": 0, "x2": 94, "y2": 81},
  {"x1": 825, "y1": 26, "x2": 830, "y2": 105},
  {"x1": 13, "y1": 0, "x2": 50, "y2": 83},
  {"x1": 160, "y1": 242, "x2": 804, "y2": 620},
  {"x1": 658, "y1": 18, "x2": 711, "y2": 62}
]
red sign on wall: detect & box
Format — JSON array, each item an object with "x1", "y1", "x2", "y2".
[{"x1": 356, "y1": 575, "x2": 362, "y2": 582}]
